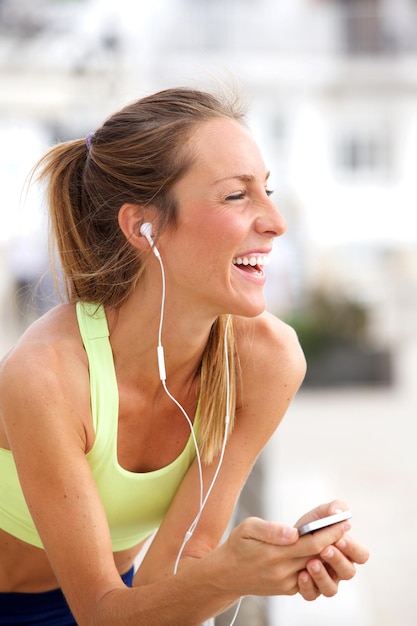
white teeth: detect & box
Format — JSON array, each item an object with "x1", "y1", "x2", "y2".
[{"x1": 232, "y1": 254, "x2": 270, "y2": 267}]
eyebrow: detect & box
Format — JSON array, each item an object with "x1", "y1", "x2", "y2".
[{"x1": 213, "y1": 171, "x2": 271, "y2": 184}]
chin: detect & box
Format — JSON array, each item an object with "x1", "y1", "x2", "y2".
[{"x1": 229, "y1": 299, "x2": 266, "y2": 319}]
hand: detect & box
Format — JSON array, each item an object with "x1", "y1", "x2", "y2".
[
  {"x1": 295, "y1": 500, "x2": 370, "y2": 601},
  {"x1": 216, "y1": 512, "x2": 352, "y2": 598}
]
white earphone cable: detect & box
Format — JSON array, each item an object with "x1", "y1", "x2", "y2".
[
  {"x1": 173, "y1": 314, "x2": 231, "y2": 574},
  {"x1": 152, "y1": 239, "x2": 241, "y2": 624},
  {"x1": 155, "y1": 252, "x2": 204, "y2": 513}
]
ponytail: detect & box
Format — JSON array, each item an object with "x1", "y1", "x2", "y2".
[
  {"x1": 34, "y1": 139, "x2": 140, "y2": 305},
  {"x1": 199, "y1": 315, "x2": 238, "y2": 464}
]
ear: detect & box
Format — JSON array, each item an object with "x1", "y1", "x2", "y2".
[{"x1": 118, "y1": 203, "x2": 152, "y2": 251}]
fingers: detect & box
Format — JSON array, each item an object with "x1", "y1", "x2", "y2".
[
  {"x1": 295, "y1": 499, "x2": 349, "y2": 528},
  {"x1": 305, "y1": 558, "x2": 339, "y2": 598},
  {"x1": 335, "y1": 534, "x2": 370, "y2": 565},
  {"x1": 320, "y1": 544, "x2": 356, "y2": 581},
  {"x1": 239, "y1": 517, "x2": 299, "y2": 547},
  {"x1": 295, "y1": 519, "x2": 352, "y2": 558},
  {"x1": 232, "y1": 514, "x2": 368, "y2": 603},
  {"x1": 298, "y1": 558, "x2": 340, "y2": 601},
  {"x1": 298, "y1": 570, "x2": 321, "y2": 601},
  {"x1": 299, "y1": 535, "x2": 365, "y2": 601}
]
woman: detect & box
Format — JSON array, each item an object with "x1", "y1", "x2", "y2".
[{"x1": 0, "y1": 87, "x2": 368, "y2": 625}]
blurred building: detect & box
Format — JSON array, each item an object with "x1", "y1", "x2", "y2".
[{"x1": 1, "y1": 0, "x2": 416, "y2": 360}]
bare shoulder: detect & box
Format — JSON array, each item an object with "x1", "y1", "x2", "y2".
[
  {"x1": 230, "y1": 311, "x2": 306, "y2": 443},
  {"x1": 234, "y1": 311, "x2": 306, "y2": 389},
  {"x1": 0, "y1": 304, "x2": 90, "y2": 446},
  {"x1": 0, "y1": 304, "x2": 84, "y2": 381}
]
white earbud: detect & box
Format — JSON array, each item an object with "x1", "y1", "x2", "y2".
[{"x1": 140, "y1": 222, "x2": 160, "y2": 258}]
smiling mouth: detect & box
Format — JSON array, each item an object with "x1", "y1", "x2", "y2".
[{"x1": 232, "y1": 254, "x2": 270, "y2": 274}]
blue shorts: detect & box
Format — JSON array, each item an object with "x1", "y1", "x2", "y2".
[{"x1": 0, "y1": 567, "x2": 134, "y2": 625}]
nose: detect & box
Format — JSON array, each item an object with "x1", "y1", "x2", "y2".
[{"x1": 256, "y1": 195, "x2": 287, "y2": 238}]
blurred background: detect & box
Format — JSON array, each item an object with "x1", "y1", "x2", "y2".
[{"x1": 1, "y1": 0, "x2": 416, "y2": 624}]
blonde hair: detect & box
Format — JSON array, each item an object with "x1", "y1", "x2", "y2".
[{"x1": 34, "y1": 87, "x2": 247, "y2": 462}]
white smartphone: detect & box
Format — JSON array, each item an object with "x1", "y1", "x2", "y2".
[{"x1": 298, "y1": 510, "x2": 352, "y2": 536}]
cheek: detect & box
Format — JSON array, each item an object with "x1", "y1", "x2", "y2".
[
  {"x1": 199, "y1": 212, "x2": 242, "y2": 243},
  {"x1": 174, "y1": 210, "x2": 242, "y2": 266}
]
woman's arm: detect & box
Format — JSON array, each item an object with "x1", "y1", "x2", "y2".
[
  {"x1": 0, "y1": 331, "x2": 128, "y2": 623},
  {"x1": 93, "y1": 517, "x2": 353, "y2": 625},
  {"x1": 134, "y1": 312, "x2": 368, "y2": 600},
  {"x1": 134, "y1": 312, "x2": 307, "y2": 584}
]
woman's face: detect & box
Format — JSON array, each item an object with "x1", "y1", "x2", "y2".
[{"x1": 158, "y1": 117, "x2": 287, "y2": 320}]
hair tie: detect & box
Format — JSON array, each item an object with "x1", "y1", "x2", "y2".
[{"x1": 85, "y1": 132, "x2": 94, "y2": 150}]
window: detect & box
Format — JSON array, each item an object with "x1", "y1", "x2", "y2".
[{"x1": 336, "y1": 130, "x2": 392, "y2": 178}]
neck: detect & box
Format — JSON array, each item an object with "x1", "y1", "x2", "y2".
[{"x1": 105, "y1": 281, "x2": 216, "y2": 395}]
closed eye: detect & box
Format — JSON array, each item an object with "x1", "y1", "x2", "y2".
[
  {"x1": 225, "y1": 192, "x2": 246, "y2": 201},
  {"x1": 225, "y1": 189, "x2": 274, "y2": 201}
]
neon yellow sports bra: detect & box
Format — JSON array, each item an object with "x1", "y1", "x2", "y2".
[{"x1": 0, "y1": 302, "x2": 200, "y2": 551}]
